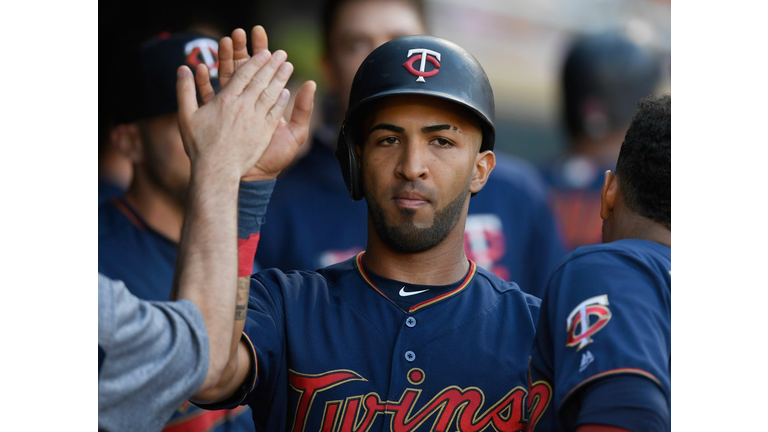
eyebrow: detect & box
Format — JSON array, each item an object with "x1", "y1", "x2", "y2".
[
  {"x1": 369, "y1": 123, "x2": 405, "y2": 134},
  {"x1": 421, "y1": 124, "x2": 452, "y2": 133}
]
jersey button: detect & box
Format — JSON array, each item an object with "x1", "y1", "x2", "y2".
[
  {"x1": 406, "y1": 317, "x2": 416, "y2": 328},
  {"x1": 405, "y1": 351, "x2": 416, "y2": 362}
]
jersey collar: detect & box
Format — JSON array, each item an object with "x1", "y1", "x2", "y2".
[{"x1": 354, "y1": 251, "x2": 477, "y2": 313}]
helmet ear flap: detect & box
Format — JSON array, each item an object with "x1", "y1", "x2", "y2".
[{"x1": 335, "y1": 122, "x2": 365, "y2": 201}]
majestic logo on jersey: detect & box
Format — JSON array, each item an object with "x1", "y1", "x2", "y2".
[
  {"x1": 289, "y1": 369, "x2": 537, "y2": 431},
  {"x1": 185, "y1": 38, "x2": 219, "y2": 78},
  {"x1": 403, "y1": 48, "x2": 441, "y2": 82},
  {"x1": 565, "y1": 295, "x2": 611, "y2": 351},
  {"x1": 464, "y1": 214, "x2": 510, "y2": 280}
]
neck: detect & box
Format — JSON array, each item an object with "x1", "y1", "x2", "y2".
[
  {"x1": 572, "y1": 130, "x2": 627, "y2": 164},
  {"x1": 123, "y1": 174, "x2": 185, "y2": 243},
  {"x1": 362, "y1": 213, "x2": 470, "y2": 286},
  {"x1": 611, "y1": 211, "x2": 671, "y2": 248}
]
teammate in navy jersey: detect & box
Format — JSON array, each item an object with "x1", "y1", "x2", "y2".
[
  {"x1": 98, "y1": 31, "x2": 256, "y2": 432},
  {"x1": 528, "y1": 94, "x2": 671, "y2": 432},
  {"x1": 255, "y1": 0, "x2": 565, "y2": 298},
  {"x1": 540, "y1": 32, "x2": 661, "y2": 251},
  {"x1": 183, "y1": 27, "x2": 542, "y2": 431}
]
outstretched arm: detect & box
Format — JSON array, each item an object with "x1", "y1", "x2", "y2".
[{"x1": 174, "y1": 25, "x2": 315, "y2": 402}]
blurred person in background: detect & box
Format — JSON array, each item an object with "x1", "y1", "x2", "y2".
[
  {"x1": 255, "y1": 0, "x2": 565, "y2": 298},
  {"x1": 541, "y1": 31, "x2": 661, "y2": 251},
  {"x1": 98, "y1": 31, "x2": 256, "y2": 432}
]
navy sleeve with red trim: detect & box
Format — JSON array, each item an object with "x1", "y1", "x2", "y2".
[
  {"x1": 528, "y1": 239, "x2": 670, "y2": 432},
  {"x1": 567, "y1": 374, "x2": 669, "y2": 431}
]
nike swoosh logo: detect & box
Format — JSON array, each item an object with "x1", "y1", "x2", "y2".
[{"x1": 399, "y1": 287, "x2": 429, "y2": 297}]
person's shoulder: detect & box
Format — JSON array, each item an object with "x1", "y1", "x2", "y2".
[
  {"x1": 546, "y1": 239, "x2": 671, "y2": 302},
  {"x1": 474, "y1": 264, "x2": 541, "y2": 307},
  {"x1": 558, "y1": 239, "x2": 670, "y2": 270},
  {"x1": 253, "y1": 255, "x2": 360, "y2": 289}
]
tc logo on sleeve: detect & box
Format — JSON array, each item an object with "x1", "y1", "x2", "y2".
[{"x1": 565, "y1": 295, "x2": 612, "y2": 351}]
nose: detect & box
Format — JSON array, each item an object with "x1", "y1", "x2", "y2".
[{"x1": 395, "y1": 141, "x2": 429, "y2": 181}]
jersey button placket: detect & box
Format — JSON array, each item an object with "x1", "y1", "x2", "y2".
[{"x1": 406, "y1": 316, "x2": 416, "y2": 328}]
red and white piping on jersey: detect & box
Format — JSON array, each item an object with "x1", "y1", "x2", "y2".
[{"x1": 354, "y1": 251, "x2": 477, "y2": 313}]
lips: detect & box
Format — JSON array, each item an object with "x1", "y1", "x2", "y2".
[{"x1": 393, "y1": 191, "x2": 429, "y2": 209}]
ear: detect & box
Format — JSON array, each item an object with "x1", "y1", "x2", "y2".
[
  {"x1": 111, "y1": 123, "x2": 144, "y2": 164},
  {"x1": 469, "y1": 150, "x2": 496, "y2": 194},
  {"x1": 320, "y1": 55, "x2": 339, "y2": 95},
  {"x1": 600, "y1": 170, "x2": 617, "y2": 221}
]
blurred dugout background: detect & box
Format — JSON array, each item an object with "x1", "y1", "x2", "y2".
[{"x1": 102, "y1": 0, "x2": 670, "y2": 163}]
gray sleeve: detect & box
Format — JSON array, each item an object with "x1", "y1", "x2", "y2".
[{"x1": 98, "y1": 273, "x2": 209, "y2": 432}]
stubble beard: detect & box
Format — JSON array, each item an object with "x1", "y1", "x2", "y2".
[{"x1": 365, "y1": 181, "x2": 470, "y2": 254}]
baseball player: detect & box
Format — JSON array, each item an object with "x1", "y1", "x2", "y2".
[
  {"x1": 540, "y1": 32, "x2": 661, "y2": 251},
  {"x1": 183, "y1": 28, "x2": 542, "y2": 431},
  {"x1": 254, "y1": 0, "x2": 565, "y2": 298},
  {"x1": 527, "y1": 95, "x2": 671, "y2": 431}
]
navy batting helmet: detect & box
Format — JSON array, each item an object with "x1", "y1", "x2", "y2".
[
  {"x1": 335, "y1": 35, "x2": 496, "y2": 201},
  {"x1": 563, "y1": 32, "x2": 660, "y2": 140}
]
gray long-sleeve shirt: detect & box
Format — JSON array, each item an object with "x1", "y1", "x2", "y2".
[{"x1": 98, "y1": 273, "x2": 209, "y2": 432}]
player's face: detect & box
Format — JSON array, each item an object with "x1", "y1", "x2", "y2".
[
  {"x1": 324, "y1": 0, "x2": 426, "y2": 116},
  {"x1": 360, "y1": 95, "x2": 487, "y2": 253},
  {"x1": 139, "y1": 112, "x2": 191, "y2": 206}
]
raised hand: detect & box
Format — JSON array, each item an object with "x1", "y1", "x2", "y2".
[
  {"x1": 202, "y1": 26, "x2": 317, "y2": 181},
  {"x1": 175, "y1": 45, "x2": 295, "y2": 179}
]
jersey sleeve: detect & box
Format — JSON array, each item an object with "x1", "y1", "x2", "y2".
[
  {"x1": 571, "y1": 374, "x2": 670, "y2": 431},
  {"x1": 98, "y1": 273, "x2": 209, "y2": 432},
  {"x1": 529, "y1": 249, "x2": 670, "y2": 431}
]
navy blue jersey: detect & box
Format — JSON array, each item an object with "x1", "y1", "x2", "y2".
[
  {"x1": 98, "y1": 197, "x2": 256, "y2": 432},
  {"x1": 540, "y1": 154, "x2": 614, "y2": 251},
  {"x1": 256, "y1": 136, "x2": 565, "y2": 298},
  {"x1": 527, "y1": 239, "x2": 671, "y2": 431},
  {"x1": 99, "y1": 179, "x2": 126, "y2": 205},
  {"x1": 205, "y1": 253, "x2": 542, "y2": 431}
]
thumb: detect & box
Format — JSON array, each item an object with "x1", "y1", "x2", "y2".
[{"x1": 176, "y1": 66, "x2": 199, "y2": 124}]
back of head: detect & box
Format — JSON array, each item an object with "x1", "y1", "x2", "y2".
[
  {"x1": 335, "y1": 35, "x2": 495, "y2": 200},
  {"x1": 563, "y1": 31, "x2": 660, "y2": 141},
  {"x1": 615, "y1": 94, "x2": 671, "y2": 229}
]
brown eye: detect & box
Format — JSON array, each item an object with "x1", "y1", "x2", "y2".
[
  {"x1": 432, "y1": 138, "x2": 453, "y2": 147},
  {"x1": 379, "y1": 136, "x2": 399, "y2": 145}
]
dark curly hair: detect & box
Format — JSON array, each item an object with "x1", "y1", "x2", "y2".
[{"x1": 615, "y1": 94, "x2": 671, "y2": 229}]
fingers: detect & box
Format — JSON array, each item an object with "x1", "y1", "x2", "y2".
[
  {"x1": 266, "y1": 88, "x2": 291, "y2": 125},
  {"x1": 256, "y1": 61, "x2": 294, "y2": 114},
  {"x1": 251, "y1": 25, "x2": 268, "y2": 53},
  {"x1": 176, "y1": 65, "x2": 199, "y2": 124},
  {"x1": 242, "y1": 49, "x2": 288, "y2": 104},
  {"x1": 232, "y1": 28, "x2": 250, "y2": 72},
  {"x1": 195, "y1": 64, "x2": 216, "y2": 105},
  {"x1": 221, "y1": 49, "x2": 272, "y2": 97},
  {"x1": 286, "y1": 80, "x2": 317, "y2": 139},
  {"x1": 218, "y1": 36, "x2": 234, "y2": 88}
]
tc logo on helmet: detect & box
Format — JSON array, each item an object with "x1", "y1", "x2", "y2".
[
  {"x1": 403, "y1": 48, "x2": 441, "y2": 82},
  {"x1": 185, "y1": 38, "x2": 219, "y2": 78},
  {"x1": 565, "y1": 295, "x2": 612, "y2": 351}
]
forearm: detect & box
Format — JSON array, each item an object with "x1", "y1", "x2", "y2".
[
  {"x1": 191, "y1": 179, "x2": 275, "y2": 402},
  {"x1": 172, "y1": 161, "x2": 241, "y2": 391}
]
